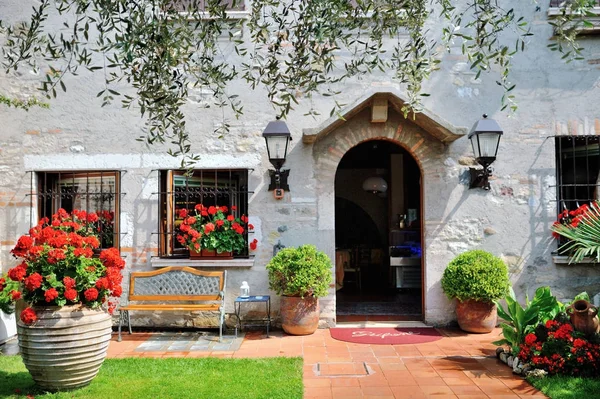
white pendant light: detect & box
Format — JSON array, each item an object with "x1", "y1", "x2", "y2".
[{"x1": 362, "y1": 176, "x2": 388, "y2": 194}]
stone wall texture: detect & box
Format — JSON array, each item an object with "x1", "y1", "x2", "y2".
[{"x1": 2, "y1": 0, "x2": 600, "y2": 327}]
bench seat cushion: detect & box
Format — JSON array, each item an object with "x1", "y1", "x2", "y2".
[{"x1": 121, "y1": 304, "x2": 221, "y2": 311}]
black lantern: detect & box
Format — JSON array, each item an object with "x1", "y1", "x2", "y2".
[
  {"x1": 468, "y1": 114, "x2": 503, "y2": 190},
  {"x1": 262, "y1": 120, "x2": 291, "y2": 197}
]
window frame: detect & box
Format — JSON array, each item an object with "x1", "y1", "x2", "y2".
[
  {"x1": 554, "y1": 135, "x2": 600, "y2": 250},
  {"x1": 158, "y1": 169, "x2": 250, "y2": 258},
  {"x1": 35, "y1": 170, "x2": 122, "y2": 249},
  {"x1": 548, "y1": 1, "x2": 600, "y2": 34}
]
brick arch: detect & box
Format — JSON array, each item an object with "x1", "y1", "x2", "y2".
[
  {"x1": 311, "y1": 107, "x2": 448, "y2": 326},
  {"x1": 313, "y1": 110, "x2": 445, "y2": 189}
]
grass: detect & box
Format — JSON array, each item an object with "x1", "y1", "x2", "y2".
[
  {"x1": 0, "y1": 356, "x2": 303, "y2": 399},
  {"x1": 528, "y1": 375, "x2": 600, "y2": 399}
]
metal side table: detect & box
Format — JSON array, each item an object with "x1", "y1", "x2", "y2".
[{"x1": 234, "y1": 295, "x2": 271, "y2": 337}]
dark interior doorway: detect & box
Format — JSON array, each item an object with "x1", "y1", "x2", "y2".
[{"x1": 334, "y1": 140, "x2": 422, "y2": 320}]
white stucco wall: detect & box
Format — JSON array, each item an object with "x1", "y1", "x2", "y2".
[{"x1": 1, "y1": 1, "x2": 600, "y2": 327}]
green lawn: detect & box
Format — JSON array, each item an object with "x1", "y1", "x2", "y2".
[
  {"x1": 0, "y1": 356, "x2": 303, "y2": 399},
  {"x1": 528, "y1": 375, "x2": 600, "y2": 399}
]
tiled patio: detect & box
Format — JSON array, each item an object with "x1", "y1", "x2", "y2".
[{"x1": 107, "y1": 327, "x2": 548, "y2": 399}]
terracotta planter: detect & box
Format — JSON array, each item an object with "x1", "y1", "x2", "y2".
[
  {"x1": 455, "y1": 299, "x2": 497, "y2": 333},
  {"x1": 280, "y1": 295, "x2": 319, "y2": 335},
  {"x1": 17, "y1": 305, "x2": 112, "y2": 391},
  {"x1": 567, "y1": 299, "x2": 599, "y2": 336},
  {"x1": 189, "y1": 248, "x2": 233, "y2": 260}
]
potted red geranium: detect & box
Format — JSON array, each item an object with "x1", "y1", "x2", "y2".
[
  {"x1": 177, "y1": 204, "x2": 257, "y2": 259},
  {"x1": 0, "y1": 208, "x2": 125, "y2": 391}
]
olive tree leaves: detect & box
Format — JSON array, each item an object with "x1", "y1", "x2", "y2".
[{"x1": 0, "y1": 0, "x2": 593, "y2": 163}]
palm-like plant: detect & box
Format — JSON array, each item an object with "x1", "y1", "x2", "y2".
[{"x1": 551, "y1": 201, "x2": 600, "y2": 263}]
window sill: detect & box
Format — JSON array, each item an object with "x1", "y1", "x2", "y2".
[
  {"x1": 553, "y1": 255, "x2": 600, "y2": 265},
  {"x1": 150, "y1": 257, "x2": 255, "y2": 268}
]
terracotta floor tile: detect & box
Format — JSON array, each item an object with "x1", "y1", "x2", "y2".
[
  {"x1": 477, "y1": 385, "x2": 515, "y2": 396},
  {"x1": 360, "y1": 375, "x2": 392, "y2": 387},
  {"x1": 437, "y1": 370, "x2": 473, "y2": 378},
  {"x1": 380, "y1": 363, "x2": 408, "y2": 371},
  {"x1": 410, "y1": 370, "x2": 440, "y2": 379},
  {"x1": 320, "y1": 363, "x2": 368, "y2": 376},
  {"x1": 331, "y1": 377, "x2": 361, "y2": 387},
  {"x1": 305, "y1": 378, "x2": 332, "y2": 388},
  {"x1": 455, "y1": 395, "x2": 489, "y2": 399},
  {"x1": 419, "y1": 385, "x2": 455, "y2": 396},
  {"x1": 390, "y1": 385, "x2": 427, "y2": 399},
  {"x1": 305, "y1": 387, "x2": 333, "y2": 398},
  {"x1": 352, "y1": 353, "x2": 379, "y2": 362},
  {"x1": 486, "y1": 395, "x2": 521, "y2": 399},
  {"x1": 332, "y1": 386, "x2": 364, "y2": 398},
  {"x1": 449, "y1": 385, "x2": 486, "y2": 396},
  {"x1": 415, "y1": 377, "x2": 447, "y2": 386},
  {"x1": 362, "y1": 386, "x2": 395, "y2": 396},
  {"x1": 443, "y1": 377, "x2": 476, "y2": 386}
]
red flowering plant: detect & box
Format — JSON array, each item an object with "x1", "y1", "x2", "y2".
[
  {"x1": 176, "y1": 204, "x2": 257, "y2": 254},
  {"x1": 517, "y1": 319, "x2": 600, "y2": 376},
  {"x1": 0, "y1": 209, "x2": 125, "y2": 325},
  {"x1": 551, "y1": 201, "x2": 600, "y2": 262}
]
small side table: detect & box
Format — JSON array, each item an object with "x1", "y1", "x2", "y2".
[{"x1": 234, "y1": 295, "x2": 271, "y2": 337}]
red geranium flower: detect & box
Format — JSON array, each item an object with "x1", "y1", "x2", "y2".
[
  {"x1": 10, "y1": 290, "x2": 21, "y2": 300},
  {"x1": 20, "y1": 307, "x2": 37, "y2": 324},
  {"x1": 84, "y1": 288, "x2": 99, "y2": 301},
  {"x1": 8, "y1": 263, "x2": 28, "y2": 282},
  {"x1": 11, "y1": 236, "x2": 33, "y2": 257},
  {"x1": 24, "y1": 273, "x2": 43, "y2": 291},
  {"x1": 44, "y1": 288, "x2": 59, "y2": 303},
  {"x1": 64, "y1": 288, "x2": 78, "y2": 302}
]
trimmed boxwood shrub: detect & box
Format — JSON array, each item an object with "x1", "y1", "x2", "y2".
[
  {"x1": 266, "y1": 245, "x2": 332, "y2": 298},
  {"x1": 441, "y1": 249, "x2": 509, "y2": 303}
]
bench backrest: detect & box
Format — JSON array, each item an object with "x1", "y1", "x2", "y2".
[{"x1": 128, "y1": 267, "x2": 226, "y2": 302}]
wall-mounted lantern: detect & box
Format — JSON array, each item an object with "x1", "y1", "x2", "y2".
[
  {"x1": 468, "y1": 114, "x2": 503, "y2": 190},
  {"x1": 262, "y1": 120, "x2": 291, "y2": 199}
]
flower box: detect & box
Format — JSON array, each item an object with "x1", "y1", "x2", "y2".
[{"x1": 189, "y1": 248, "x2": 233, "y2": 260}]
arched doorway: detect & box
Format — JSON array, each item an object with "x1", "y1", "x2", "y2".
[{"x1": 334, "y1": 139, "x2": 423, "y2": 320}]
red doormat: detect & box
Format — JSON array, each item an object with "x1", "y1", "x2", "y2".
[{"x1": 330, "y1": 328, "x2": 443, "y2": 345}]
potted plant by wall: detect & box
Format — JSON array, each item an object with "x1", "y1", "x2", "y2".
[
  {"x1": 0, "y1": 209, "x2": 125, "y2": 391},
  {"x1": 441, "y1": 249, "x2": 509, "y2": 333},
  {"x1": 266, "y1": 245, "x2": 332, "y2": 335},
  {"x1": 177, "y1": 205, "x2": 256, "y2": 259}
]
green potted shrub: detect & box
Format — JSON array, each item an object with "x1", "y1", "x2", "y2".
[
  {"x1": 266, "y1": 245, "x2": 332, "y2": 335},
  {"x1": 441, "y1": 249, "x2": 510, "y2": 333}
]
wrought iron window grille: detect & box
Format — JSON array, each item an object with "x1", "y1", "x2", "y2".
[
  {"x1": 27, "y1": 171, "x2": 125, "y2": 249},
  {"x1": 153, "y1": 169, "x2": 254, "y2": 258},
  {"x1": 552, "y1": 135, "x2": 600, "y2": 252}
]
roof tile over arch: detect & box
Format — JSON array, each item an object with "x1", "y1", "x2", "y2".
[{"x1": 302, "y1": 89, "x2": 467, "y2": 145}]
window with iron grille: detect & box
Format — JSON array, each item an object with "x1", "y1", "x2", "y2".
[
  {"x1": 555, "y1": 136, "x2": 600, "y2": 248},
  {"x1": 549, "y1": 0, "x2": 600, "y2": 7},
  {"x1": 158, "y1": 169, "x2": 251, "y2": 258},
  {"x1": 35, "y1": 171, "x2": 121, "y2": 249},
  {"x1": 167, "y1": 0, "x2": 245, "y2": 12}
]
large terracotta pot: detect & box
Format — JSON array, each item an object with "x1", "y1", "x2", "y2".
[
  {"x1": 17, "y1": 305, "x2": 112, "y2": 391},
  {"x1": 567, "y1": 299, "x2": 600, "y2": 336},
  {"x1": 280, "y1": 295, "x2": 319, "y2": 335},
  {"x1": 455, "y1": 299, "x2": 497, "y2": 333}
]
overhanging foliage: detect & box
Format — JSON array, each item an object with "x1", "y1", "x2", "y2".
[{"x1": 0, "y1": 0, "x2": 594, "y2": 163}]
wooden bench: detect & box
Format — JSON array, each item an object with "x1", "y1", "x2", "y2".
[{"x1": 118, "y1": 267, "x2": 227, "y2": 342}]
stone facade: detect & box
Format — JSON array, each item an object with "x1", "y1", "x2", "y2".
[{"x1": 2, "y1": 1, "x2": 600, "y2": 327}]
